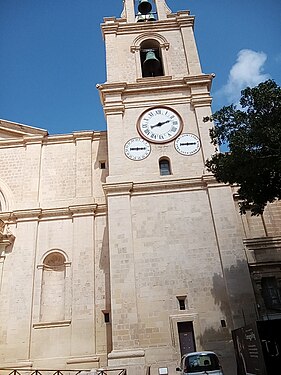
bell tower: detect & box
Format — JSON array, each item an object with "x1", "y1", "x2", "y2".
[
  {"x1": 98, "y1": 0, "x2": 215, "y2": 185},
  {"x1": 98, "y1": 1, "x2": 255, "y2": 374}
]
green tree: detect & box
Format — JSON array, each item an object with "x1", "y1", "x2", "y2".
[{"x1": 204, "y1": 79, "x2": 281, "y2": 215}]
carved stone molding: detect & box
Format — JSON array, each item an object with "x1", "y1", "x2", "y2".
[
  {"x1": 103, "y1": 176, "x2": 222, "y2": 197},
  {"x1": 244, "y1": 236, "x2": 281, "y2": 266},
  {"x1": 0, "y1": 219, "x2": 15, "y2": 256},
  {"x1": 0, "y1": 204, "x2": 103, "y2": 223}
]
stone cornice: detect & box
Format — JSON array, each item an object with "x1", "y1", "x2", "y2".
[
  {"x1": 0, "y1": 136, "x2": 44, "y2": 148},
  {"x1": 103, "y1": 105, "x2": 126, "y2": 116},
  {"x1": 103, "y1": 175, "x2": 222, "y2": 197},
  {"x1": 103, "y1": 182, "x2": 133, "y2": 197},
  {"x1": 101, "y1": 14, "x2": 195, "y2": 37},
  {"x1": 244, "y1": 236, "x2": 281, "y2": 267},
  {"x1": 0, "y1": 118, "x2": 47, "y2": 136},
  {"x1": 73, "y1": 131, "x2": 96, "y2": 142},
  {"x1": 97, "y1": 75, "x2": 213, "y2": 108},
  {"x1": 191, "y1": 95, "x2": 213, "y2": 108},
  {"x1": 244, "y1": 236, "x2": 281, "y2": 252},
  {"x1": 0, "y1": 131, "x2": 107, "y2": 148},
  {"x1": 0, "y1": 203, "x2": 107, "y2": 223},
  {"x1": 98, "y1": 75, "x2": 212, "y2": 93}
]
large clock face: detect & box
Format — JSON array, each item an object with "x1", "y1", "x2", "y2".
[{"x1": 137, "y1": 107, "x2": 182, "y2": 143}]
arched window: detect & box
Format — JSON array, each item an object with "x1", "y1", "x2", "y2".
[
  {"x1": 0, "y1": 191, "x2": 6, "y2": 212},
  {"x1": 140, "y1": 39, "x2": 164, "y2": 77},
  {"x1": 40, "y1": 251, "x2": 67, "y2": 322},
  {"x1": 159, "y1": 158, "x2": 171, "y2": 176}
]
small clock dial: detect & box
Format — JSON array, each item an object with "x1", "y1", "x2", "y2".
[
  {"x1": 137, "y1": 107, "x2": 182, "y2": 143},
  {"x1": 175, "y1": 133, "x2": 200, "y2": 156},
  {"x1": 124, "y1": 137, "x2": 151, "y2": 161}
]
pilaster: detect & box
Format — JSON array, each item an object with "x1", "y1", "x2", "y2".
[
  {"x1": 105, "y1": 183, "x2": 142, "y2": 357},
  {"x1": 21, "y1": 136, "x2": 44, "y2": 208},
  {"x1": 73, "y1": 132, "x2": 93, "y2": 198}
]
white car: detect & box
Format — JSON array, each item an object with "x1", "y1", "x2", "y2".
[{"x1": 176, "y1": 351, "x2": 224, "y2": 375}]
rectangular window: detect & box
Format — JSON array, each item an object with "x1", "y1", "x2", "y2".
[
  {"x1": 100, "y1": 161, "x2": 106, "y2": 169},
  {"x1": 177, "y1": 296, "x2": 187, "y2": 310},
  {"x1": 261, "y1": 277, "x2": 281, "y2": 309},
  {"x1": 103, "y1": 311, "x2": 110, "y2": 323}
]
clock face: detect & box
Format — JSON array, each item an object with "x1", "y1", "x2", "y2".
[
  {"x1": 137, "y1": 107, "x2": 182, "y2": 143},
  {"x1": 175, "y1": 133, "x2": 201, "y2": 156},
  {"x1": 124, "y1": 137, "x2": 151, "y2": 161}
]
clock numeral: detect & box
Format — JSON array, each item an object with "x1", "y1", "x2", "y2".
[
  {"x1": 155, "y1": 109, "x2": 161, "y2": 115},
  {"x1": 148, "y1": 112, "x2": 154, "y2": 118},
  {"x1": 142, "y1": 124, "x2": 148, "y2": 129},
  {"x1": 171, "y1": 126, "x2": 178, "y2": 132},
  {"x1": 172, "y1": 121, "x2": 178, "y2": 126},
  {"x1": 170, "y1": 115, "x2": 175, "y2": 120},
  {"x1": 150, "y1": 133, "x2": 157, "y2": 139},
  {"x1": 144, "y1": 129, "x2": 150, "y2": 135},
  {"x1": 159, "y1": 135, "x2": 164, "y2": 140}
]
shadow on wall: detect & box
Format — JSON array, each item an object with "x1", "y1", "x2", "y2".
[
  {"x1": 211, "y1": 259, "x2": 257, "y2": 330},
  {"x1": 99, "y1": 225, "x2": 112, "y2": 354},
  {"x1": 198, "y1": 259, "x2": 257, "y2": 375},
  {"x1": 199, "y1": 326, "x2": 236, "y2": 375},
  {"x1": 94, "y1": 134, "x2": 108, "y2": 184}
]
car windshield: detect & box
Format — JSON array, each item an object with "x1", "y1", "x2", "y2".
[{"x1": 185, "y1": 353, "x2": 220, "y2": 373}]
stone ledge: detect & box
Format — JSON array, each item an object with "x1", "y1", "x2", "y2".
[
  {"x1": 108, "y1": 349, "x2": 145, "y2": 359},
  {"x1": 66, "y1": 356, "x2": 99, "y2": 364},
  {"x1": 33, "y1": 320, "x2": 71, "y2": 329},
  {"x1": 0, "y1": 361, "x2": 33, "y2": 368}
]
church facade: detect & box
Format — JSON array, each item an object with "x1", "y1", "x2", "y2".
[{"x1": 1, "y1": 1, "x2": 281, "y2": 375}]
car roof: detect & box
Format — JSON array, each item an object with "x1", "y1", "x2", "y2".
[{"x1": 182, "y1": 351, "x2": 216, "y2": 357}]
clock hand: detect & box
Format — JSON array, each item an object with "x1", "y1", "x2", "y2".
[
  {"x1": 151, "y1": 120, "x2": 170, "y2": 129},
  {"x1": 130, "y1": 147, "x2": 146, "y2": 151},
  {"x1": 180, "y1": 142, "x2": 197, "y2": 146}
]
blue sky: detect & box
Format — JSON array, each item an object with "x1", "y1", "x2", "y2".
[{"x1": 0, "y1": 0, "x2": 280, "y2": 135}]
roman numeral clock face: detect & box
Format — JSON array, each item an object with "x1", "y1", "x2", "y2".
[{"x1": 137, "y1": 107, "x2": 183, "y2": 143}]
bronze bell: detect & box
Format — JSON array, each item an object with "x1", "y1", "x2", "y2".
[
  {"x1": 138, "y1": 0, "x2": 152, "y2": 15},
  {"x1": 147, "y1": 12, "x2": 156, "y2": 21},
  {"x1": 143, "y1": 50, "x2": 161, "y2": 76},
  {"x1": 136, "y1": 12, "x2": 146, "y2": 22}
]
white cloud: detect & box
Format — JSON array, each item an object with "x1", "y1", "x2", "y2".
[{"x1": 216, "y1": 49, "x2": 270, "y2": 105}]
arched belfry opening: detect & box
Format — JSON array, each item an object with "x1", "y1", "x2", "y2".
[
  {"x1": 140, "y1": 39, "x2": 164, "y2": 77},
  {"x1": 136, "y1": 0, "x2": 157, "y2": 22}
]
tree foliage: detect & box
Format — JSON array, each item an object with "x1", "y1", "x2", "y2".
[{"x1": 204, "y1": 79, "x2": 281, "y2": 215}]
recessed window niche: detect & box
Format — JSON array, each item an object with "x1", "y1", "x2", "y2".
[{"x1": 37, "y1": 251, "x2": 71, "y2": 325}]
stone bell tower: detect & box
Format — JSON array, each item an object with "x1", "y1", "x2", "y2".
[{"x1": 98, "y1": 1, "x2": 255, "y2": 375}]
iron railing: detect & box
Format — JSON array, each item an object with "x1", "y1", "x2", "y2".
[{"x1": 0, "y1": 369, "x2": 127, "y2": 375}]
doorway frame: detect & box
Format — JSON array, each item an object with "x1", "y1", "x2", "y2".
[{"x1": 169, "y1": 313, "x2": 202, "y2": 355}]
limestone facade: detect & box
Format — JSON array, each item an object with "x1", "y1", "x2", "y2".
[{"x1": 0, "y1": 2, "x2": 281, "y2": 375}]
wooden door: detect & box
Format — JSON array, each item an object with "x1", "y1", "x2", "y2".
[{"x1": 177, "y1": 321, "x2": 196, "y2": 356}]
